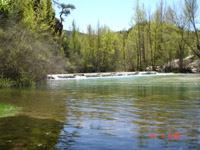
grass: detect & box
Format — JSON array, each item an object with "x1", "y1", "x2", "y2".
[{"x1": 0, "y1": 104, "x2": 22, "y2": 118}]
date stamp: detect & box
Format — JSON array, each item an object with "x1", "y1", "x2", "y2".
[{"x1": 150, "y1": 133, "x2": 181, "y2": 139}]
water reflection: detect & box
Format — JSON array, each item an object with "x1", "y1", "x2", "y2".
[
  {"x1": 56, "y1": 75, "x2": 200, "y2": 150},
  {"x1": 0, "y1": 75, "x2": 200, "y2": 149}
]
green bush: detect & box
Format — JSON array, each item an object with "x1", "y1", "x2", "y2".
[
  {"x1": 0, "y1": 23, "x2": 66, "y2": 87},
  {"x1": 0, "y1": 0, "x2": 11, "y2": 14},
  {"x1": 0, "y1": 76, "x2": 15, "y2": 88},
  {"x1": 15, "y1": 68, "x2": 35, "y2": 87}
]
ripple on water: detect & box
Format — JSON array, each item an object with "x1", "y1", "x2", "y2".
[{"x1": 1, "y1": 75, "x2": 199, "y2": 150}]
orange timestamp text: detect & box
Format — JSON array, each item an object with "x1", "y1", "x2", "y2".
[{"x1": 150, "y1": 133, "x2": 181, "y2": 139}]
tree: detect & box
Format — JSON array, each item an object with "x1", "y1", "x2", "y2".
[
  {"x1": 101, "y1": 27, "x2": 115, "y2": 71},
  {"x1": 69, "y1": 20, "x2": 81, "y2": 55},
  {"x1": 96, "y1": 22, "x2": 102, "y2": 72},
  {"x1": 124, "y1": 28, "x2": 138, "y2": 71},
  {"x1": 81, "y1": 25, "x2": 96, "y2": 72},
  {"x1": 0, "y1": 0, "x2": 11, "y2": 15},
  {"x1": 51, "y1": 0, "x2": 75, "y2": 35},
  {"x1": 0, "y1": 0, "x2": 70, "y2": 86},
  {"x1": 132, "y1": 0, "x2": 146, "y2": 70},
  {"x1": 184, "y1": 0, "x2": 200, "y2": 58},
  {"x1": 7, "y1": 0, "x2": 55, "y2": 34},
  {"x1": 68, "y1": 20, "x2": 83, "y2": 72},
  {"x1": 59, "y1": 3, "x2": 75, "y2": 26},
  {"x1": 0, "y1": 22, "x2": 66, "y2": 86},
  {"x1": 166, "y1": 3, "x2": 189, "y2": 72},
  {"x1": 147, "y1": 9, "x2": 153, "y2": 70},
  {"x1": 121, "y1": 30, "x2": 128, "y2": 71}
]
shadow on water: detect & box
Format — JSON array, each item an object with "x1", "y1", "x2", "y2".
[
  {"x1": 0, "y1": 89, "x2": 75, "y2": 150},
  {"x1": 0, "y1": 115, "x2": 64, "y2": 150}
]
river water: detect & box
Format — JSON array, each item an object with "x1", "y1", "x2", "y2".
[{"x1": 0, "y1": 74, "x2": 200, "y2": 150}]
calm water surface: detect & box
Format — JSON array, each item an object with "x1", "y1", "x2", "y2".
[{"x1": 0, "y1": 74, "x2": 200, "y2": 150}]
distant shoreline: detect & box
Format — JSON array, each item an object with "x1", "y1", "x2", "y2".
[{"x1": 47, "y1": 72, "x2": 200, "y2": 80}]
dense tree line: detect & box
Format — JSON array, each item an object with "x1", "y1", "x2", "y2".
[
  {"x1": 0, "y1": 0, "x2": 199, "y2": 87},
  {"x1": 64, "y1": 0, "x2": 199, "y2": 73}
]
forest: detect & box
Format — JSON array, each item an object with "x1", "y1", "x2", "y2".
[{"x1": 0, "y1": 0, "x2": 200, "y2": 87}]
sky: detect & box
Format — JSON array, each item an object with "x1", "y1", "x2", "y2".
[{"x1": 54, "y1": 0, "x2": 183, "y2": 33}]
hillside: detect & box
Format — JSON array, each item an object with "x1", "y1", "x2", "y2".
[{"x1": 0, "y1": 0, "x2": 200, "y2": 88}]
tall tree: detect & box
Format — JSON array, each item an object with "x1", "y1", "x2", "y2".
[
  {"x1": 121, "y1": 30, "x2": 128, "y2": 71},
  {"x1": 166, "y1": 3, "x2": 188, "y2": 72},
  {"x1": 59, "y1": 3, "x2": 75, "y2": 26},
  {"x1": 69, "y1": 20, "x2": 81, "y2": 55},
  {"x1": 147, "y1": 9, "x2": 153, "y2": 70},
  {"x1": 101, "y1": 27, "x2": 115, "y2": 71},
  {"x1": 184, "y1": 0, "x2": 200, "y2": 58},
  {"x1": 132, "y1": 0, "x2": 146, "y2": 70},
  {"x1": 96, "y1": 22, "x2": 102, "y2": 72}
]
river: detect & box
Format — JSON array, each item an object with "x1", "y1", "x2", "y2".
[{"x1": 0, "y1": 74, "x2": 200, "y2": 150}]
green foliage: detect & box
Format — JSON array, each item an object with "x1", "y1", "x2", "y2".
[
  {"x1": 7, "y1": 0, "x2": 55, "y2": 34},
  {"x1": 0, "y1": 0, "x2": 11, "y2": 14},
  {"x1": 15, "y1": 68, "x2": 35, "y2": 87},
  {"x1": 125, "y1": 28, "x2": 138, "y2": 71},
  {"x1": 0, "y1": 0, "x2": 73, "y2": 87},
  {"x1": 63, "y1": 17, "x2": 195, "y2": 73},
  {"x1": 0, "y1": 76, "x2": 14, "y2": 88},
  {"x1": 69, "y1": 21, "x2": 81, "y2": 55},
  {"x1": 76, "y1": 25, "x2": 122, "y2": 72},
  {"x1": 101, "y1": 27, "x2": 115, "y2": 71},
  {"x1": 59, "y1": 3, "x2": 75, "y2": 25},
  {"x1": 0, "y1": 0, "x2": 199, "y2": 82},
  {"x1": 0, "y1": 22, "x2": 66, "y2": 86},
  {"x1": 184, "y1": 0, "x2": 200, "y2": 58},
  {"x1": 54, "y1": 0, "x2": 199, "y2": 73}
]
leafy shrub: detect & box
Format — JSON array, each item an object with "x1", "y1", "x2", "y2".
[
  {"x1": 0, "y1": 22, "x2": 66, "y2": 87},
  {"x1": 0, "y1": 76, "x2": 15, "y2": 88}
]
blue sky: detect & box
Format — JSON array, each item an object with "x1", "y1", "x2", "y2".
[{"x1": 54, "y1": 0, "x2": 180, "y2": 32}]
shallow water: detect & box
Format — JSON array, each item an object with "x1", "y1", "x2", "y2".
[{"x1": 0, "y1": 74, "x2": 200, "y2": 149}]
